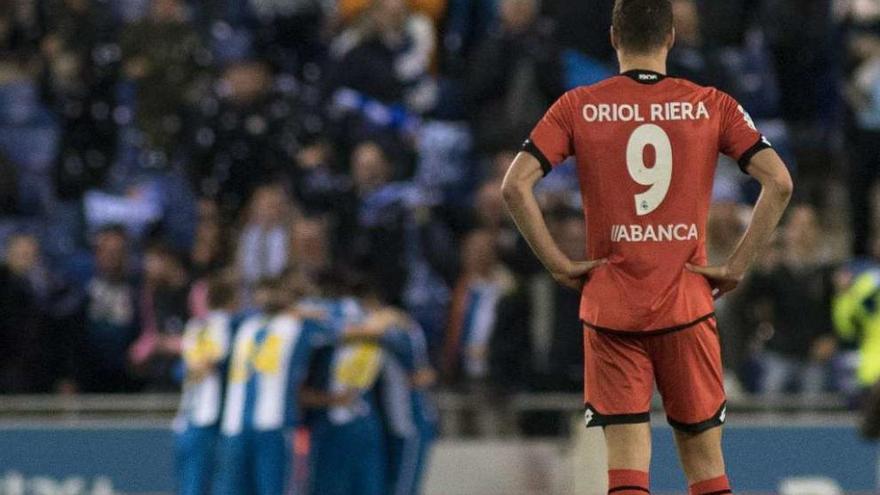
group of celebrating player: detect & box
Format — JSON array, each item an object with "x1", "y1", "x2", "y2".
[{"x1": 172, "y1": 271, "x2": 436, "y2": 495}]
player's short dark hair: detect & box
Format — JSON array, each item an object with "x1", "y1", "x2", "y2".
[{"x1": 612, "y1": 0, "x2": 674, "y2": 53}]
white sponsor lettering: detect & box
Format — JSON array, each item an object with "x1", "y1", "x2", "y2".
[
  {"x1": 583, "y1": 104, "x2": 645, "y2": 123},
  {"x1": 738, "y1": 105, "x2": 757, "y2": 130},
  {"x1": 611, "y1": 224, "x2": 699, "y2": 243},
  {"x1": 584, "y1": 102, "x2": 709, "y2": 123}
]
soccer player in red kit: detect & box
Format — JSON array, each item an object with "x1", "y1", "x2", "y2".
[{"x1": 501, "y1": 1, "x2": 793, "y2": 494}]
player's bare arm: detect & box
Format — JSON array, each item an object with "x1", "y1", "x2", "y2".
[
  {"x1": 501, "y1": 152, "x2": 606, "y2": 291},
  {"x1": 687, "y1": 148, "x2": 793, "y2": 298}
]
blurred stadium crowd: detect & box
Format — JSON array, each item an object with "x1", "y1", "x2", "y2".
[{"x1": 1, "y1": 0, "x2": 880, "y2": 420}]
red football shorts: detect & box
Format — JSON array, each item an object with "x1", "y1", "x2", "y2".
[{"x1": 583, "y1": 317, "x2": 726, "y2": 433}]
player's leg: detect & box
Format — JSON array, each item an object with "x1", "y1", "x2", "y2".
[
  {"x1": 353, "y1": 413, "x2": 386, "y2": 495},
  {"x1": 213, "y1": 433, "x2": 251, "y2": 495},
  {"x1": 650, "y1": 319, "x2": 731, "y2": 493},
  {"x1": 388, "y1": 432, "x2": 422, "y2": 495},
  {"x1": 308, "y1": 420, "x2": 351, "y2": 495},
  {"x1": 605, "y1": 423, "x2": 652, "y2": 494},
  {"x1": 673, "y1": 427, "x2": 727, "y2": 488},
  {"x1": 408, "y1": 415, "x2": 438, "y2": 495},
  {"x1": 583, "y1": 327, "x2": 654, "y2": 494},
  {"x1": 252, "y1": 429, "x2": 290, "y2": 495},
  {"x1": 605, "y1": 423, "x2": 651, "y2": 472},
  {"x1": 173, "y1": 428, "x2": 191, "y2": 495},
  {"x1": 385, "y1": 432, "x2": 406, "y2": 495},
  {"x1": 177, "y1": 426, "x2": 218, "y2": 495}
]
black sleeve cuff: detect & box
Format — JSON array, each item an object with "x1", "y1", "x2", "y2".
[
  {"x1": 737, "y1": 137, "x2": 772, "y2": 175},
  {"x1": 522, "y1": 139, "x2": 553, "y2": 177}
]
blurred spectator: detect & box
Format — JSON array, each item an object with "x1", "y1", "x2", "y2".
[
  {"x1": 441, "y1": 228, "x2": 513, "y2": 386},
  {"x1": 761, "y1": 0, "x2": 836, "y2": 127},
  {"x1": 286, "y1": 138, "x2": 364, "y2": 262},
  {"x1": 191, "y1": 59, "x2": 298, "y2": 216},
  {"x1": 473, "y1": 178, "x2": 506, "y2": 231},
  {"x1": 465, "y1": 0, "x2": 563, "y2": 154},
  {"x1": 76, "y1": 225, "x2": 141, "y2": 393},
  {"x1": 41, "y1": 0, "x2": 119, "y2": 199},
  {"x1": 0, "y1": 151, "x2": 19, "y2": 214},
  {"x1": 844, "y1": 3, "x2": 880, "y2": 255},
  {"x1": 290, "y1": 138, "x2": 351, "y2": 213},
  {"x1": 328, "y1": 0, "x2": 438, "y2": 114},
  {"x1": 471, "y1": 176, "x2": 540, "y2": 275},
  {"x1": 324, "y1": 0, "x2": 437, "y2": 160},
  {"x1": 0, "y1": 234, "x2": 63, "y2": 392},
  {"x1": 695, "y1": 0, "x2": 757, "y2": 48},
  {"x1": 121, "y1": 0, "x2": 209, "y2": 166},
  {"x1": 348, "y1": 140, "x2": 453, "y2": 348},
  {"x1": 489, "y1": 211, "x2": 584, "y2": 434},
  {"x1": 706, "y1": 202, "x2": 754, "y2": 378},
  {"x1": 289, "y1": 215, "x2": 331, "y2": 278},
  {"x1": 440, "y1": 0, "x2": 496, "y2": 76},
  {"x1": 543, "y1": 0, "x2": 615, "y2": 64},
  {"x1": 129, "y1": 242, "x2": 189, "y2": 390},
  {"x1": 741, "y1": 205, "x2": 837, "y2": 397},
  {"x1": 349, "y1": 141, "x2": 408, "y2": 300},
  {"x1": 189, "y1": 199, "x2": 228, "y2": 279},
  {"x1": 186, "y1": 199, "x2": 229, "y2": 318},
  {"x1": 833, "y1": 250, "x2": 880, "y2": 437},
  {"x1": 248, "y1": 0, "x2": 331, "y2": 76},
  {"x1": 0, "y1": 0, "x2": 42, "y2": 80},
  {"x1": 236, "y1": 183, "x2": 293, "y2": 292},
  {"x1": 667, "y1": 0, "x2": 719, "y2": 87},
  {"x1": 833, "y1": 230, "x2": 880, "y2": 393}
]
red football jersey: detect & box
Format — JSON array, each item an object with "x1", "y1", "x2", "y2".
[{"x1": 525, "y1": 70, "x2": 770, "y2": 333}]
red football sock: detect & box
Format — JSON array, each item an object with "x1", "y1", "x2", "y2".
[
  {"x1": 608, "y1": 469, "x2": 650, "y2": 494},
  {"x1": 688, "y1": 475, "x2": 732, "y2": 495}
]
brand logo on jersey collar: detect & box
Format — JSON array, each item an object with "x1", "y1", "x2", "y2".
[{"x1": 622, "y1": 70, "x2": 667, "y2": 84}]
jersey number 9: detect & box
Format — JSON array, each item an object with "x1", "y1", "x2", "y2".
[{"x1": 626, "y1": 124, "x2": 672, "y2": 216}]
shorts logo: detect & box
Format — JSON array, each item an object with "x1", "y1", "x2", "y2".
[
  {"x1": 719, "y1": 405, "x2": 727, "y2": 423},
  {"x1": 584, "y1": 408, "x2": 595, "y2": 427}
]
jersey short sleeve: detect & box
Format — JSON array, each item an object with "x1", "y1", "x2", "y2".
[
  {"x1": 718, "y1": 92, "x2": 772, "y2": 173},
  {"x1": 524, "y1": 90, "x2": 576, "y2": 176}
]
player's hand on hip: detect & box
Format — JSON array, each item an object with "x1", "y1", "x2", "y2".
[
  {"x1": 552, "y1": 259, "x2": 607, "y2": 291},
  {"x1": 685, "y1": 263, "x2": 744, "y2": 299}
]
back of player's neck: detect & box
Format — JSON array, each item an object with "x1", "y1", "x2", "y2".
[{"x1": 618, "y1": 55, "x2": 667, "y2": 76}]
